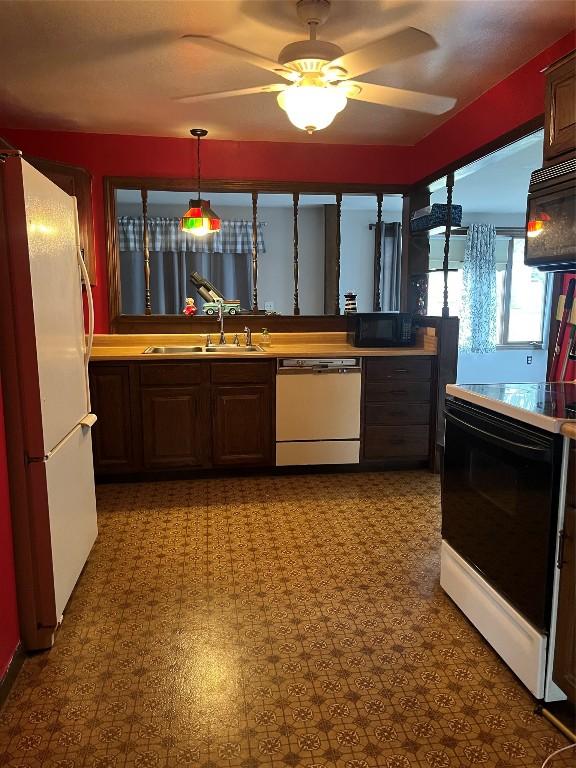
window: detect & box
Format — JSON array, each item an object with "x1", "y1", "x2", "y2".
[{"x1": 427, "y1": 236, "x2": 548, "y2": 346}]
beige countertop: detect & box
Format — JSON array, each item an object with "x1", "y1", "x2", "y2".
[
  {"x1": 91, "y1": 331, "x2": 437, "y2": 361},
  {"x1": 561, "y1": 422, "x2": 576, "y2": 440}
]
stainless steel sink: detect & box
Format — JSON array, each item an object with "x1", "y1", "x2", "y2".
[
  {"x1": 204, "y1": 344, "x2": 263, "y2": 353},
  {"x1": 143, "y1": 346, "x2": 204, "y2": 354},
  {"x1": 142, "y1": 345, "x2": 264, "y2": 355}
]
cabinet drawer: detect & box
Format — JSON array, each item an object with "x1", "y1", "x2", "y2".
[
  {"x1": 366, "y1": 357, "x2": 432, "y2": 382},
  {"x1": 365, "y1": 402, "x2": 430, "y2": 426},
  {"x1": 210, "y1": 361, "x2": 273, "y2": 384},
  {"x1": 140, "y1": 363, "x2": 205, "y2": 387},
  {"x1": 365, "y1": 381, "x2": 431, "y2": 403},
  {"x1": 364, "y1": 425, "x2": 430, "y2": 459}
]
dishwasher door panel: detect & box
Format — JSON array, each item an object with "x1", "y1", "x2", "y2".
[{"x1": 276, "y1": 372, "x2": 361, "y2": 442}]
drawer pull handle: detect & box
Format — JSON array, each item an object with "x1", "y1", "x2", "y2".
[
  {"x1": 392, "y1": 369, "x2": 409, "y2": 374},
  {"x1": 387, "y1": 389, "x2": 406, "y2": 395}
]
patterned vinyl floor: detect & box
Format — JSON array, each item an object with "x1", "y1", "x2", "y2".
[{"x1": 0, "y1": 471, "x2": 573, "y2": 768}]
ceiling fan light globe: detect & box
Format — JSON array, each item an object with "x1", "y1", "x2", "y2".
[{"x1": 277, "y1": 84, "x2": 347, "y2": 133}]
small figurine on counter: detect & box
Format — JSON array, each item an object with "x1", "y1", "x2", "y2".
[
  {"x1": 183, "y1": 297, "x2": 198, "y2": 316},
  {"x1": 344, "y1": 291, "x2": 357, "y2": 314}
]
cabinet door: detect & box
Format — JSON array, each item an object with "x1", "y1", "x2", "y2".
[
  {"x1": 212, "y1": 385, "x2": 273, "y2": 466},
  {"x1": 553, "y1": 504, "x2": 575, "y2": 703},
  {"x1": 544, "y1": 53, "x2": 576, "y2": 163},
  {"x1": 141, "y1": 386, "x2": 209, "y2": 469},
  {"x1": 89, "y1": 365, "x2": 138, "y2": 474}
]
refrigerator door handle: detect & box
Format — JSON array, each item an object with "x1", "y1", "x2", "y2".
[{"x1": 74, "y1": 213, "x2": 94, "y2": 412}]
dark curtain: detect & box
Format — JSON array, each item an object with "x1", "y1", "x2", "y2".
[{"x1": 375, "y1": 222, "x2": 401, "y2": 311}]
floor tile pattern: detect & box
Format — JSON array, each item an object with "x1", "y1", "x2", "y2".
[{"x1": 0, "y1": 471, "x2": 572, "y2": 767}]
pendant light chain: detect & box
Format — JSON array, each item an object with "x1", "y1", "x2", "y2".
[
  {"x1": 196, "y1": 133, "x2": 201, "y2": 200},
  {"x1": 179, "y1": 128, "x2": 221, "y2": 235}
]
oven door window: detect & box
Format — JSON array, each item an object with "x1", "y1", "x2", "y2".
[{"x1": 442, "y1": 407, "x2": 558, "y2": 630}]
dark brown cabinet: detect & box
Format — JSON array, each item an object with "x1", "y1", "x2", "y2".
[
  {"x1": 90, "y1": 364, "x2": 139, "y2": 474},
  {"x1": 544, "y1": 51, "x2": 576, "y2": 166},
  {"x1": 141, "y1": 386, "x2": 209, "y2": 469},
  {"x1": 211, "y1": 361, "x2": 275, "y2": 467},
  {"x1": 553, "y1": 503, "x2": 575, "y2": 704},
  {"x1": 212, "y1": 385, "x2": 273, "y2": 466},
  {"x1": 89, "y1": 359, "x2": 275, "y2": 476},
  {"x1": 362, "y1": 356, "x2": 433, "y2": 464}
]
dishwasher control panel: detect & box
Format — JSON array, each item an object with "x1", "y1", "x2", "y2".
[{"x1": 277, "y1": 358, "x2": 361, "y2": 373}]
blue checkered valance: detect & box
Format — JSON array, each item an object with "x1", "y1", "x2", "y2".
[{"x1": 118, "y1": 217, "x2": 266, "y2": 255}]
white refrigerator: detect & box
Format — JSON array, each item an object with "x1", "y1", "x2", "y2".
[{"x1": 0, "y1": 152, "x2": 98, "y2": 650}]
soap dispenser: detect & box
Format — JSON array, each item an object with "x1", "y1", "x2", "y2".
[{"x1": 260, "y1": 328, "x2": 271, "y2": 348}]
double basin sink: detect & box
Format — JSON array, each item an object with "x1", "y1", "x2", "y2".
[{"x1": 143, "y1": 345, "x2": 264, "y2": 355}]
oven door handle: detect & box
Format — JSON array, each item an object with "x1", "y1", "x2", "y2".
[{"x1": 445, "y1": 411, "x2": 552, "y2": 461}]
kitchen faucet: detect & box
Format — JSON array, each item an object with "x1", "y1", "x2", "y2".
[
  {"x1": 217, "y1": 302, "x2": 226, "y2": 345},
  {"x1": 244, "y1": 326, "x2": 252, "y2": 346}
]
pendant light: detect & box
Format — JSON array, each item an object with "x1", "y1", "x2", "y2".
[{"x1": 180, "y1": 128, "x2": 221, "y2": 235}]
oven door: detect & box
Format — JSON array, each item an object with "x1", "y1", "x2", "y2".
[
  {"x1": 525, "y1": 173, "x2": 576, "y2": 270},
  {"x1": 441, "y1": 400, "x2": 561, "y2": 630}
]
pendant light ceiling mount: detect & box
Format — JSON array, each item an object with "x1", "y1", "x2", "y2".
[{"x1": 180, "y1": 127, "x2": 221, "y2": 235}]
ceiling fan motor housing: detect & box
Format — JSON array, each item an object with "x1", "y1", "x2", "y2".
[
  {"x1": 296, "y1": 0, "x2": 331, "y2": 26},
  {"x1": 278, "y1": 39, "x2": 344, "y2": 71}
]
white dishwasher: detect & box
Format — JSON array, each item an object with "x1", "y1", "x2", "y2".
[{"x1": 276, "y1": 357, "x2": 361, "y2": 466}]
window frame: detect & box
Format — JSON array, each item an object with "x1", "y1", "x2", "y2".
[{"x1": 496, "y1": 235, "x2": 548, "y2": 349}]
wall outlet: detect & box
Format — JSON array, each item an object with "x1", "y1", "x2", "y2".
[
  {"x1": 526, "y1": 355, "x2": 533, "y2": 365},
  {"x1": 264, "y1": 301, "x2": 274, "y2": 312}
]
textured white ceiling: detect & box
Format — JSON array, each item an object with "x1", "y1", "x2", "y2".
[
  {"x1": 3, "y1": 1, "x2": 571, "y2": 145},
  {"x1": 431, "y1": 130, "x2": 544, "y2": 214}
]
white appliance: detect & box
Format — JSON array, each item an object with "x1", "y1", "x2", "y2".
[
  {"x1": 441, "y1": 383, "x2": 572, "y2": 702},
  {"x1": 0, "y1": 152, "x2": 97, "y2": 650},
  {"x1": 276, "y1": 358, "x2": 361, "y2": 465}
]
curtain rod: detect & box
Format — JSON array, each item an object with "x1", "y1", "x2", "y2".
[
  {"x1": 118, "y1": 215, "x2": 267, "y2": 226},
  {"x1": 368, "y1": 221, "x2": 400, "y2": 230},
  {"x1": 434, "y1": 226, "x2": 525, "y2": 237}
]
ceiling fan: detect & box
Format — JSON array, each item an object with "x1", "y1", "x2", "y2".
[{"x1": 178, "y1": 0, "x2": 456, "y2": 134}]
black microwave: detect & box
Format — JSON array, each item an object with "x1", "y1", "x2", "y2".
[
  {"x1": 525, "y1": 159, "x2": 576, "y2": 271},
  {"x1": 347, "y1": 312, "x2": 415, "y2": 347}
]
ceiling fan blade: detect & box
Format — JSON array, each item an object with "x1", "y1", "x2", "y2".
[
  {"x1": 175, "y1": 84, "x2": 287, "y2": 104},
  {"x1": 326, "y1": 27, "x2": 437, "y2": 80},
  {"x1": 182, "y1": 35, "x2": 298, "y2": 81},
  {"x1": 344, "y1": 81, "x2": 456, "y2": 115}
]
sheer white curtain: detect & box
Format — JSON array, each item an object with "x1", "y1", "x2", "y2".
[
  {"x1": 459, "y1": 223, "x2": 497, "y2": 353},
  {"x1": 118, "y1": 217, "x2": 265, "y2": 314}
]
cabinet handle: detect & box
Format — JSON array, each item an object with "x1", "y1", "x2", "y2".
[
  {"x1": 392, "y1": 369, "x2": 409, "y2": 374},
  {"x1": 387, "y1": 389, "x2": 407, "y2": 395},
  {"x1": 557, "y1": 529, "x2": 566, "y2": 569}
]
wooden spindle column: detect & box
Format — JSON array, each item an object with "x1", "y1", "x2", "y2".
[
  {"x1": 251, "y1": 191, "x2": 259, "y2": 312},
  {"x1": 141, "y1": 188, "x2": 152, "y2": 315},
  {"x1": 293, "y1": 192, "x2": 300, "y2": 315},
  {"x1": 373, "y1": 193, "x2": 383, "y2": 311},
  {"x1": 334, "y1": 193, "x2": 342, "y2": 315}
]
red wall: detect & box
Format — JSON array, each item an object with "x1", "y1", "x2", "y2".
[
  {"x1": 412, "y1": 31, "x2": 576, "y2": 181},
  {"x1": 0, "y1": 131, "x2": 412, "y2": 332},
  {"x1": 0, "y1": 377, "x2": 19, "y2": 679}
]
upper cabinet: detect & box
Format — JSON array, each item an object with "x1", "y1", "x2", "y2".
[{"x1": 544, "y1": 51, "x2": 576, "y2": 166}]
